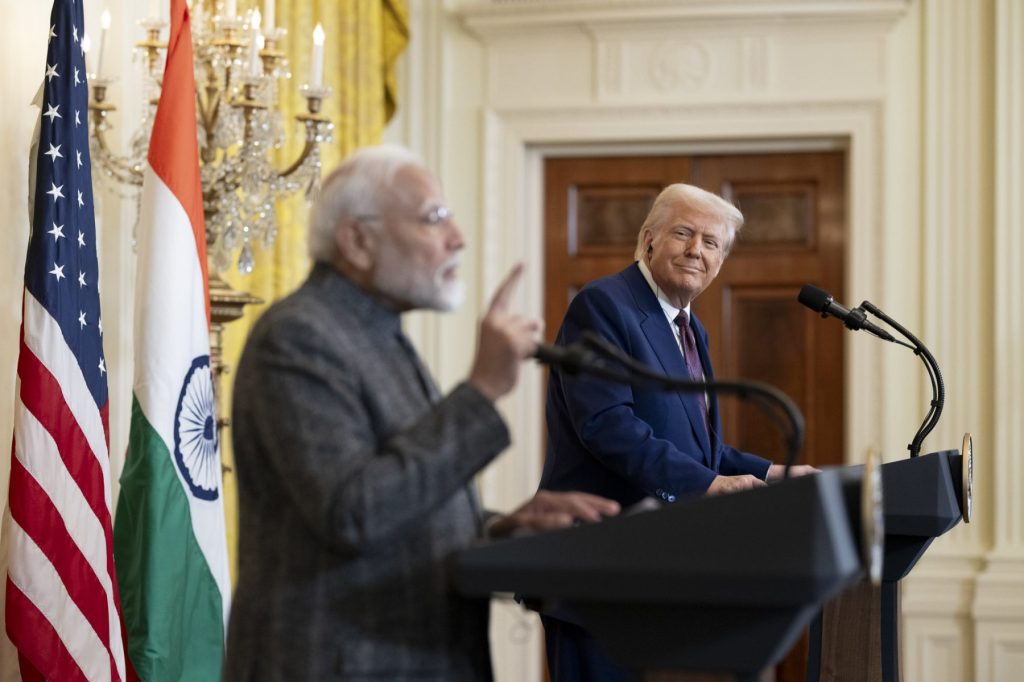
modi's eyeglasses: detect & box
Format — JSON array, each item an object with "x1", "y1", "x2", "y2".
[{"x1": 357, "y1": 205, "x2": 455, "y2": 227}]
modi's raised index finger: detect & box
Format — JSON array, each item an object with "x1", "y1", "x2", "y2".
[{"x1": 488, "y1": 263, "x2": 524, "y2": 313}]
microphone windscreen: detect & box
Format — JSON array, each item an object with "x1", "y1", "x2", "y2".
[{"x1": 797, "y1": 284, "x2": 830, "y2": 313}]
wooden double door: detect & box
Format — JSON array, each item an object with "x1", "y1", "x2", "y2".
[{"x1": 542, "y1": 150, "x2": 847, "y2": 680}]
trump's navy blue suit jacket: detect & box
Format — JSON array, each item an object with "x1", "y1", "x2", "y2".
[{"x1": 541, "y1": 262, "x2": 770, "y2": 507}]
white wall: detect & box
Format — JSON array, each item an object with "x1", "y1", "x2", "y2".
[{"x1": 0, "y1": 3, "x2": 48, "y2": 504}]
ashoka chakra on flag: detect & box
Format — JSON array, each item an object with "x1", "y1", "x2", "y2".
[{"x1": 173, "y1": 354, "x2": 220, "y2": 500}]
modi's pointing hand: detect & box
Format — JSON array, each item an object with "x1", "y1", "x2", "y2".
[{"x1": 469, "y1": 263, "x2": 542, "y2": 402}]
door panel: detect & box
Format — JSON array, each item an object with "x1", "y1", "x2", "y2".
[
  {"x1": 543, "y1": 156, "x2": 690, "y2": 338},
  {"x1": 692, "y1": 152, "x2": 845, "y2": 470}
]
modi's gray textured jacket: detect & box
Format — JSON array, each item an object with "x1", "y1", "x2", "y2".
[{"x1": 225, "y1": 263, "x2": 509, "y2": 681}]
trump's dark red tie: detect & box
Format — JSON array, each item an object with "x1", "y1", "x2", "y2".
[{"x1": 675, "y1": 310, "x2": 711, "y2": 440}]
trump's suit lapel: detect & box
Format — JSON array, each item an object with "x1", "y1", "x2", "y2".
[{"x1": 622, "y1": 264, "x2": 714, "y2": 464}]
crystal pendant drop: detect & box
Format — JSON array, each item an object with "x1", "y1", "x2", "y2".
[
  {"x1": 223, "y1": 223, "x2": 239, "y2": 249},
  {"x1": 238, "y1": 242, "x2": 255, "y2": 275}
]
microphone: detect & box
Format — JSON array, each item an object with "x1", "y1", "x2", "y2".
[
  {"x1": 797, "y1": 285, "x2": 895, "y2": 342},
  {"x1": 533, "y1": 342, "x2": 601, "y2": 374}
]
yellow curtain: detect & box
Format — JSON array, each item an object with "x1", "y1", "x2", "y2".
[{"x1": 220, "y1": 0, "x2": 409, "y2": 581}]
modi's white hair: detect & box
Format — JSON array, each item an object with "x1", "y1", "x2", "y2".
[{"x1": 308, "y1": 144, "x2": 424, "y2": 262}]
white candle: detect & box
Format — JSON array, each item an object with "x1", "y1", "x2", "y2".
[
  {"x1": 248, "y1": 12, "x2": 263, "y2": 76},
  {"x1": 254, "y1": 35, "x2": 266, "y2": 75},
  {"x1": 263, "y1": 0, "x2": 275, "y2": 31},
  {"x1": 225, "y1": 0, "x2": 237, "y2": 18},
  {"x1": 149, "y1": 0, "x2": 158, "y2": 20},
  {"x1": 96, "y1": 10, "x2": 111, "y2": 78},
  {"x1": 310, "y1": 23, "x2": 325, "y2": 87}
]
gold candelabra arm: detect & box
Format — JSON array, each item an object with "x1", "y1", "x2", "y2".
[
  {"x1": 277, "y1": 123, "x2": 321, "y2": 178},
  {"x1": 88, "y1": 79, "x2": 145, "y2": 187},
  {"x1": 136, "y1": 19, "x2": 168, "y2": 77},
  {"x1": 197, "y1": 60, "x2": 227, "y2": 165},
  {"x1": 278, "y1": 86, "x2": 333, "y2": 179},
  {"x1": 211, "y1": 18, "x2": 246, "y2": 95}
]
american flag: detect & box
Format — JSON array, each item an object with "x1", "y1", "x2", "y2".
[{"x1": 4, "y1": 0, "x2": 128, "y2": 680}]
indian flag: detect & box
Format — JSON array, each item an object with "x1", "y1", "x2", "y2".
[{"x1": 113, "y1": 0, "x2": 231, "y2": 679}]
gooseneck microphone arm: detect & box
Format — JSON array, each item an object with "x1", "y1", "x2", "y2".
[
  {"x1": 859, "y1": 300, "x2": 945, "y2": 457},
  {"x1": 797, "y1": 284, "x2": 945, "y2": 458},
  {"x1": 534, "y1": 330, "x2": 806, "y2": 478}
]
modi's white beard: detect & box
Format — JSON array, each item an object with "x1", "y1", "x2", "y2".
[{"x1": 373, "y1": 254, "x2": 465, "y2": 312}]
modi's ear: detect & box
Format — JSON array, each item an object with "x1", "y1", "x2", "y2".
[{"x1": 334, "y1": 218, "x2": 377, "y2": 273}]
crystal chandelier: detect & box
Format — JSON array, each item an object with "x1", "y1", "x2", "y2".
[{"x1": 87, "y1": 0, "x2": 334, "y2": 275}]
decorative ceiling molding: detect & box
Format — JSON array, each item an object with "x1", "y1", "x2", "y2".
[{"x1": 457, "y1": 0, "x2": 912, "y2": 37}]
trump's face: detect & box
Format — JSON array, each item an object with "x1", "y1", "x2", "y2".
[
  {"x1": 642, "y1": 202, "x2": 729, "y2": 309},
  {"x1": 371, "y1": 165, "x2": 466, "y2": 312}
]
